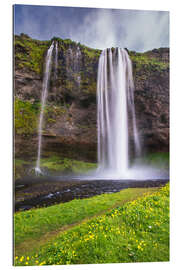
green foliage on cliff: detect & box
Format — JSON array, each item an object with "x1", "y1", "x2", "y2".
[
  {"x1": 129, "y1": 50, "x2": 169, "y2": 73},
  {"x1": 81, "y1": 45, "x2": 101, "y2": 59},
  {"x1": 14, "y1": 34, "x2": 50, "y2": 74},
  {"x1": 44, "y1": 104, "x2": 67, "y2": 124},
  {"x1": 14, "y1": 98, "x2": 40, "y2": 135},
  {"x1": 12, "y1": 34, "x2": 101, "y2": 103},
  {"x1": 14, "y1": 97, "x2": 68, "y2": 135}
]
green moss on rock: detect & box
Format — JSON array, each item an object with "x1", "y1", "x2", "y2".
[
  {"x1": 14, "y1": 98, "x2": 40, "y2": 135},
  {"x1": 14, "y1": 34, "x2": 50, "y2": 74},
  {"x1": 40, "y1": 156, "x2": 97, "y2": 173},
  {"x1": 129, "y1": 50, "x2": 169, "y2": 73}
]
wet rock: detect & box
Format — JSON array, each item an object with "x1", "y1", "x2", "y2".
[{"x1": 15, "y1": 177, "x2": 169, "y2": 212}]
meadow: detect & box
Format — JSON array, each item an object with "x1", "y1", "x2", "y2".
[{"x1": 14, "y1": 183, "x2": 169, "y2": 265}]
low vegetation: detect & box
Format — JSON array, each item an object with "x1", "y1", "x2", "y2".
[
  {"x1": 135, "y1": 152, "x2": 169, "y2": 170},
  {"x1": 14, "y1": 156, "x2": 97, "y2": 180},
  {"x1": 14, "y1": 97, "x2": 68, "y2": 136},
  {"x1": 15, "y1": 34, "x2": 50, "y2": 74},
  {"x1": 40, "y1": 156, "x2": 96, "y2": 173},
  {"x1": 14, "y1": 184, "x2": 169, "y2": 265},
  {"x1": 129, "y1": 50, "x2": 169, "y2": 73},
  {"x1": 14, "y1": 152, "x2": 169, "y2": 180},
  {"x1": 14, "y1": 98, "x2": 40, "y2": 135}
]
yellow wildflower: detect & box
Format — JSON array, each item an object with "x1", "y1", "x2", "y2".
[
  {"x1": 20, "y1": 256, "x2": 24, "y2": 262},
  {"x1": 39, "y1": 261, "x2": 46, "y2": 266}
]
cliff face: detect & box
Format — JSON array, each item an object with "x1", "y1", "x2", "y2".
[
  {"x1": 130, "y1": 49, "x2": 169, "y2": 153},
  {"x1": 14, "y1": 34, "x2": 169, "y2": 161}
]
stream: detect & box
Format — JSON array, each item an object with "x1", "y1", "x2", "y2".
[{"x1": 15, "y1": 176, "x2": 169, "y2": 212}]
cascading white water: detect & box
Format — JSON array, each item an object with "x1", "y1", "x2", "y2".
[
  {"x1": 54, "y1": 42, "x2": 58, "y2": 79},
  {"x1": 74, "y1": 46, "x2": 81, "y2": 87},
  {"x1": 35, "y1": 42, "x2": 54, "y2": 174},
  {"x1": 66, "y1": 46, "x2": 81, "y2": 87},
  {"x1": 97, "y1": 48, "x2": 141, "y2": 178}
]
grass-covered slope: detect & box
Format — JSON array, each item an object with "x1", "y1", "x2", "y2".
[
  {"x1": 14, "y1": 184, "x2": 169, "y2": 265},
  {"x1": 15, "y1": 187, "x2": 156, "y2": 247},
  {"x1": 129, "y1": 49, "x2": 169, "y2": 73}
]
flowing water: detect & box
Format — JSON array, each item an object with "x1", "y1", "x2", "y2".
[
  {"x1": 74, "y1": 46, "x2": 81, "y2": 87},
  {"x1": 97, "y1": 48, "x2": 141, "y2": 178},
  {"x1": 54, "y1": 42, "x2": 58, "y2": 79},
  {"x1": 35, "y1": 42, "x2": 54, "y2": 174},
  {"x1": 66, "y1": 46, "x2": 81, "y2": 87}
]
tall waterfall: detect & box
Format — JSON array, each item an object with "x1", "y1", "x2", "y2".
[
  {"x1": 97, "y1": 48, "x2": 141, "y2": 178},
  {"x1": 35, "y1": 42, "x2": 54, "y2": 174}
]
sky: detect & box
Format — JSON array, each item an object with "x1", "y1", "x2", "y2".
[{"x1": 14, "y1": 4, "x2": 169, "y2": 52}]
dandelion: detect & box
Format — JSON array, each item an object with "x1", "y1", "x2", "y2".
[{"x1": 20, "y1": 256, "x2": 24, "y2": 262}]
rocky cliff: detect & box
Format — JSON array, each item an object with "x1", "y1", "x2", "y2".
[{"x1": 14, "y1": 34, "x2": 169, "y2": 162}]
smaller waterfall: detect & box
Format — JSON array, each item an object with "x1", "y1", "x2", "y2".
[
  {"x1": 66, "y1": 46, "x2": 81, "y2": 87},
  {"x1": 35, "y1": 42, "x2": 54, "y2": 174},
  {"x1": 74, "y1": 46, "x2": 81, "y2": 87},
  {"x1": 54, "y1": 42, "x2": 58, "y2": 79},
  {"x1": 97, "y1": 48, "x2": 141, "y2": 178}
]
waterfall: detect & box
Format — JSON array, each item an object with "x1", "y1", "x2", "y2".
[
  {"x1": 35, "y1": 42, "x2": 54, "y2": 174},
  {"x1": 66, "y1": 46, "x2": 81, "y2": 87},
  {"x1": 97, "y1": 48, "x2": 141, "y2": 178},
  {"x1": 54, "y1": 42, "x2": 58, "y2": 79},
  {"x1": 74, "y1": 46, "x2": 81, "y2": 87}
]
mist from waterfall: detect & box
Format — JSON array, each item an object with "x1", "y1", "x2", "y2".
[
  {"x1": 97, "y1": 48, "x2": 141, "y2": 178},
  {"x1": 35, "y1": 42, "x2": 54, "y2": 174}
]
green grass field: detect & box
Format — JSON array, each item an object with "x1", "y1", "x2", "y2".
[{"x1": 14, "y1": 184, "x2": 169, "y2": 265}]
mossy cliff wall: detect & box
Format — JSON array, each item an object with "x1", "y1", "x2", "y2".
[{"x1": 14, "y1": 34, "x2": 169, "y2": 161}]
